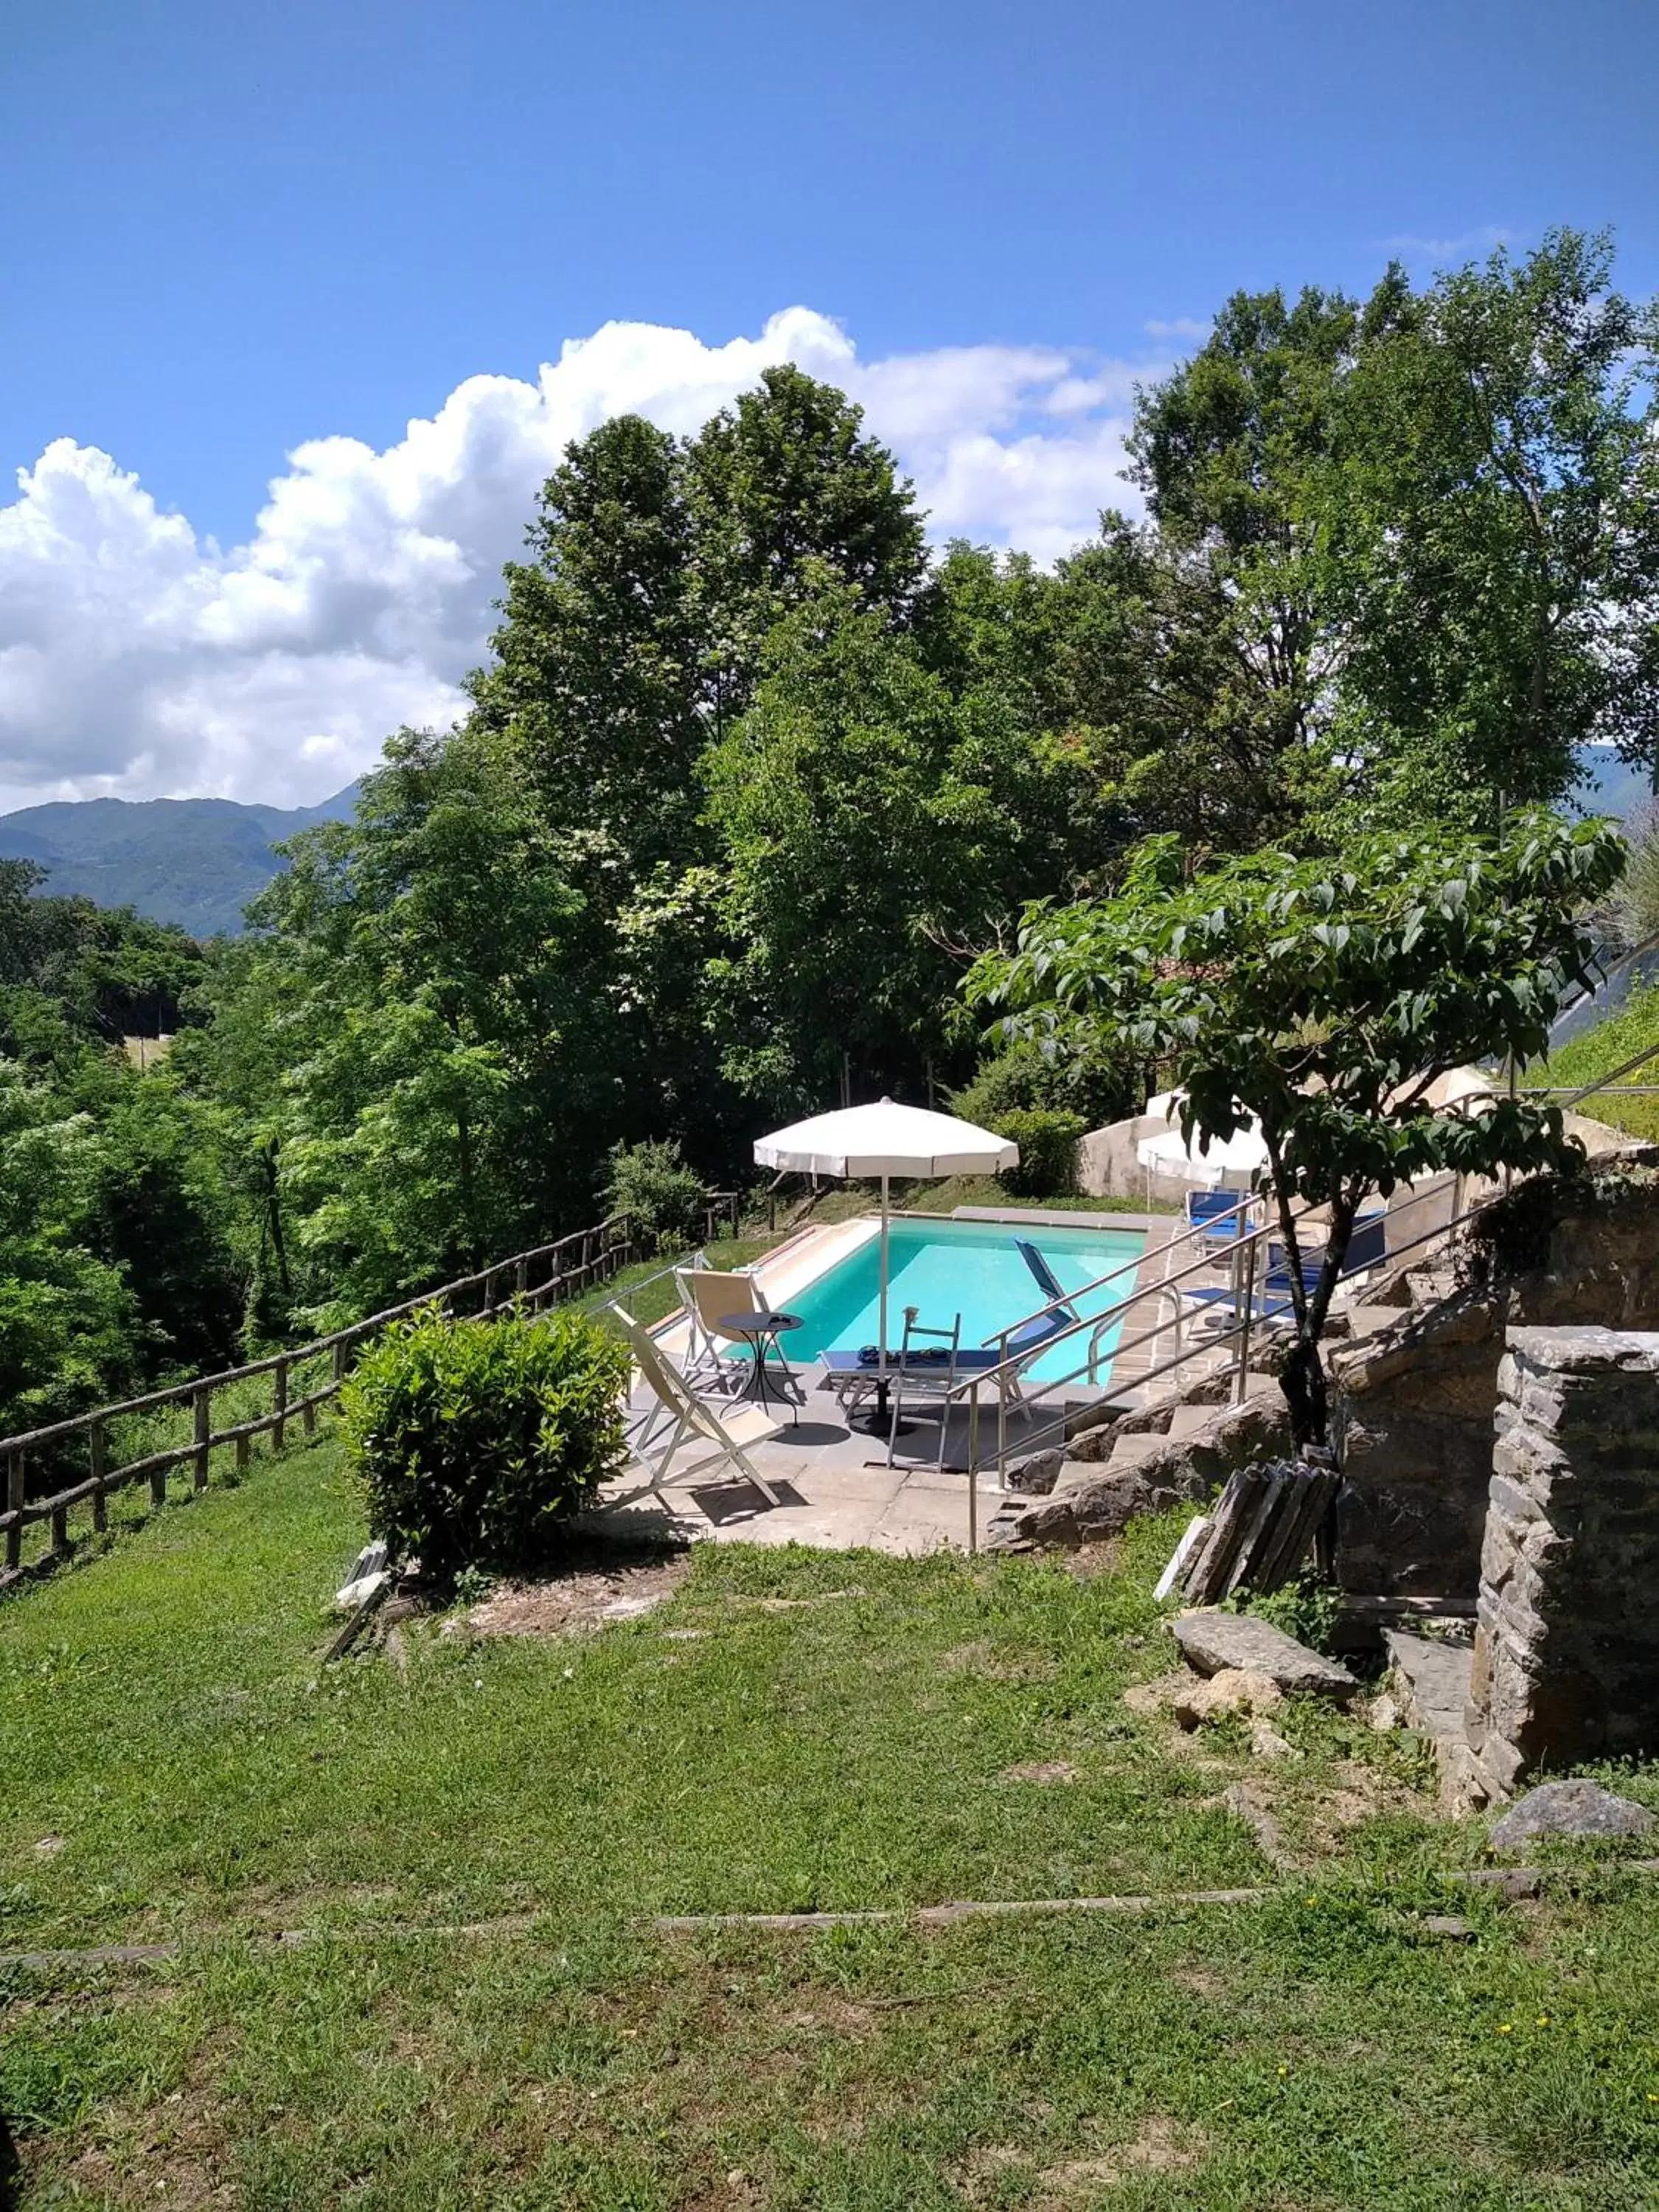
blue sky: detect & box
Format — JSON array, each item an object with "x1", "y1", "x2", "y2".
[{"x1": 1, "y1": 0, "x2": 1655, "y2": 807}]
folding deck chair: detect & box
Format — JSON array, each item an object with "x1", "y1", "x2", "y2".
[
  {"x1": 672, "y1": 1264, "x2": 768, "y2": 1393},
  {"x1": 608, "y1": 1304, "x2": 786, "y2": 1506}
]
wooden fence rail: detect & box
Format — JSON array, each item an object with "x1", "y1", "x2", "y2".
[{"x1": 0, "y1": 1210, "x2": 641, "y2": 1586}]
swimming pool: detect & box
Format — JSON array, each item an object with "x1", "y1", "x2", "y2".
[{"x1": 775, "y1": 1215, "x2": 1147, "y2": 1385}]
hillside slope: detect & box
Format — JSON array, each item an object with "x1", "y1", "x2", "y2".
[{"x1": 0, "y1": 784, "x2": 358, "y2": 936}]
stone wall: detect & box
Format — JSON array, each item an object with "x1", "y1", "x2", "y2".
[
  {"x1": 1467, "y1": 1326, "x2": 1659, "y2": 1796},
  {"x1": 1329, "y1": 1169, "x2": 1659, "y2": 1596}
]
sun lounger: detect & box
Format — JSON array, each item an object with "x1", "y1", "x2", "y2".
[
  {"x1": 1014, "y1": 1239, "x2": 1078, "y2": 1315},
  {"x1": 1184, "y1": 1189, "x2": 1256, "y2": 1257}
]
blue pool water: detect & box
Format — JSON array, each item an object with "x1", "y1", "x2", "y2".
[{"x1": 778, "y1": 1217, "x2": 1145, "y2": 1384}]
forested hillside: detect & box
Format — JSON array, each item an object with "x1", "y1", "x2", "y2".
[
  {"x1": 3, "y1": 229, "x2": 1656, "y2": 1441},
  {"x1": 0, "y1": 785, "x2": 360, "y2": 936}
]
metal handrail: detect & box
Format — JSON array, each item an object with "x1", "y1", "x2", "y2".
[{"x1": 953, "y1": 1156, "x2": 1601, "y2": 1551}]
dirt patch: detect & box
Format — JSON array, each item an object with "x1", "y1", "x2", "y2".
[
  {"x1": 1169, "y1": 1964, "x2": 1229, "y2": 2000},
  {"x1": 720, "y1": 1587, "x2": 867, "y2": 1612},
  {"x1": 1065, "y1": 1540, "x2": 1123, "y2": 1580},
  {"x1": 1000, "y1": 1761, "x2": 1080, "y2": 1786},
  {"x1": 1121, "y1": 1669, "x2": 1192, "y2": 1717},
  {"x1": 1040, "y1": 2115, "x2": 1206, "y2": 2196},
  {"x1": 467, "y1": 1545, "x2": 692, "y2": 1639}
]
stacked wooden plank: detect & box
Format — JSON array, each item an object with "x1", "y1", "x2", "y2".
[{"x1": 1179, "y1": 1456, "x2": 1340, "y2": 1604}]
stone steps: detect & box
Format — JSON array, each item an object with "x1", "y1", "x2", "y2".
[{"x1": 1106, "y1": 1432, "x2": 1169, "y2": 1468}]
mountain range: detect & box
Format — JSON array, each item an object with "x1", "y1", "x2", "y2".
[{"x1": 0, "y1": 785, "x2": 360, "y2": 938}]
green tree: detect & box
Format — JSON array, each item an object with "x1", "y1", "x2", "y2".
[
  {"x1": 703, "y1": 574, "x2": 1104, "y2": 1110},
  {"x1": 686, "y1": 364, "x2": 928, "y2": 734},
  {"x1": 0, "y1": 1063, "x2": 142, "y2": 1437},
  {"x1": 1322, "y1": 229, "x2": 1659, "y2": 828},
  {"x1": 201, "y1": 729, "x2": 595, "y2": 1325},
  {"x1": 470, "y1": 414, "x2": 702, "y2": 873},
  {"x1": 968, "y1": 810, "x2": 1625, "y2": 1447},
  {"x1": 1124, "y1": 233, "x2": 1659, "y2": 841}
]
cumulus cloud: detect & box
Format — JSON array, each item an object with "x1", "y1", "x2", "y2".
[{"x1": 0, "y1": 309, "x2": 1150, "y2": 810}]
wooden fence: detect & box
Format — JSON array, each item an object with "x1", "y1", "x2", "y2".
[{"x1": 0, "y1": 1211, "x2": 642, "y2": 1589}]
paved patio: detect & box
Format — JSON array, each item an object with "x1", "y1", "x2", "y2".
[
  {"x1": 594, "y1": 1205, "x2": 1239, "y2": 1556},
  {"x1": 598, "y1": 1371, "x2": 1026, "y2": 1554}
]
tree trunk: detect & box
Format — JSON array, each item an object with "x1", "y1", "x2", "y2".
[
  {"x1": 262, "y1": 1140, "x2": 292, "y2": 1300},
  {"x1": 1271, "y1": 1185, "x2": 1359, "y2": 1453},
  {"x1": 1281, "y1": 1335, "x2": 1329, "y2": 1450}
]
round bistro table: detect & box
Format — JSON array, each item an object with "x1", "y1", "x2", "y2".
[{"x1": 715, "y1": 1310, "x2": 804, "y2": 1423}]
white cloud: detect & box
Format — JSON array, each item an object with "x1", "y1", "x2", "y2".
[
  {"x1": 0, "y1": 310, "x2": 1148, "y2": 810},
  {"x1": 1144, "y1": 316, "x2": 1210, "y2": 343},
  {"x1": 1379, "y1": 225, "x2": 1513, "y2": 262}
]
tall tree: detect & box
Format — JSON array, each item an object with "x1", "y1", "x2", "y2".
[
  {"x1": 1322, "y1": 229, "x2": 1659, "y2": 827},
  {"x1": 703, "y1": 572, "x2": 1103, "y2": 1110},
  {"x1": 199, "y1": 729, "x2": 596, "y2": 1324},
  {"x1": 686, "y1": 364, "x2": 929, "y2": 735},
  {"x1": 470, "y1": 414, "x2": 701, "y2": 872}
]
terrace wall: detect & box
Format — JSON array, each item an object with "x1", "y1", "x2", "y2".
[
  {"x1": 1467, "y1": 1326, "x2": 1659, "y2": 1795},
  {"x1": 1329, "y1": 1170, "x2": 1659, "y2": 1595}
]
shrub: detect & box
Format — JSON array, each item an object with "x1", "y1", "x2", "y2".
[
  {"x1": 950, "y1": 1040, "x2": 1133, "y2": 1134},
  {"x1": 341, "y1": 1307, "x2": 630, "y2": 1587},
  {"x1": 601, "y1": 1138, "x2": 709, "y2": 1252},
  {"x1": 990, "y1": 1107, "x2": 1086, "y2": 1197}
]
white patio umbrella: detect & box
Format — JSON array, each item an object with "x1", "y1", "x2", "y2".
[
  {"x1": 753, "y1": 1099, "x2": 1018, "y2": 1417},
  {"x1": 1135, "y1": 1114, "x2": 1270, "y2": 1191}
]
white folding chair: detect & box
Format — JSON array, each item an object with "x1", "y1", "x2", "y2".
[
  {"x1": 608, "y1": 1304, "x2": 785, "y2": 1506},
  {"x1": 673, "y1": 1265, "x2": 765, "y2": 1393}
]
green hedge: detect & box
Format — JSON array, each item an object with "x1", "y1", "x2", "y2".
[
  {"x1": 990, "y1": 1108, "x2": 1087, "y2": 1197},
  {"x1": 341, "y1": 1307, "x2": 631, "y2": 1587}
]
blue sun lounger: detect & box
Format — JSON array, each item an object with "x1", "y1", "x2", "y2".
[{"x1": 1183, "y1": 1229, "x2": 1382, "y2": 1327}]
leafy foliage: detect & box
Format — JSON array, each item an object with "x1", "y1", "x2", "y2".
[
  {"x1": 970, "y1": 810, "x2": 1627, "y2": 1442},
  {"x1": 341, "y1": 1307, "x2": 630, "y2": 1586},
  {"x1": 601, "y1": 1138, "x2": 709, "y2": 1251},
  {"x1": 7, "y1": 240, "x2": 1659, "y2": 1433},
  {"x1": 987, "y1": 1108, "x2": 1086, "y2": 1197}
]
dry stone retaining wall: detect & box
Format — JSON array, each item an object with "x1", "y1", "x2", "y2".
[
  {"x1": 1465, "y1": 1326, "x2": 1659, "y2": 1798},
  {"x1": 1329, "y1": 1171, "x2": 1659, "y2": 1596}
]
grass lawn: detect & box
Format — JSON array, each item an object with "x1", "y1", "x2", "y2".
[
  {"x1": 6, "y1": 1442, "x2": 1659, "y2": 2206},
  {"x1": 1533, "y1": 982, "x2": 1659, "y2": 1143}
]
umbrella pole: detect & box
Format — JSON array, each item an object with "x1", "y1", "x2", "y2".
[
  {"x1": 879, "y1": 1173, "x2": 889, "y2": 1381},
  {"x1": 854, "y1": 1172, "x2": 909, "y2": 1436}
]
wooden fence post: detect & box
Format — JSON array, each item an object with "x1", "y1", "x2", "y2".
[
  {"x1": 5, "y1": 1450, "x2": 23, "y2": 1571},
  {"x1": 90, "y1": 1419, "x2": 107, "y2": 1534},
  {"x1": 273, "y1": 1358, "x2": 288, "y2": 1452},
  {"x1": 193, "y1": 1386, "x2": 211, "y2": 1492}
]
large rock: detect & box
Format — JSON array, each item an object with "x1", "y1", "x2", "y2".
[
  {"x1": 1004, "y1": 1448, "x2": 1065, "y2": 1496},
  {"x1": 1171, "y1": 1610, "x2": 1358, "y2": 1701},
  {"x1": 1489, "y1": 1778, "x2": 1657, "y2": 1851}
]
